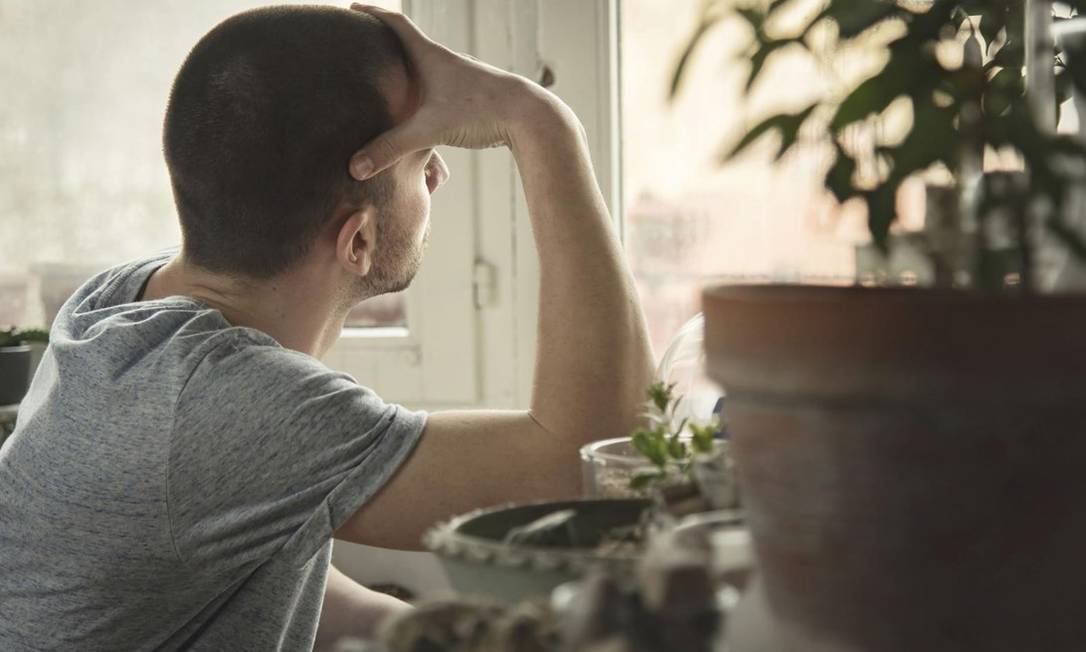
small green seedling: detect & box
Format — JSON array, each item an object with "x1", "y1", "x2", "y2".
[
  {"x1": 0, "y1": 327, "x2": 49, "y2": 348},
  {"x1": 629, "y1": 381, "x2": 720, "y2": 491}
]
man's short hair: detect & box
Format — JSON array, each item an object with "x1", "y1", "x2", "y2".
[{"x1": 163, "y1": 6, "x2": 404, "y2": 278}]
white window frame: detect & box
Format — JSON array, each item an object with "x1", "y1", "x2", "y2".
[
  {"x1": 325, "y1": 1, "x2": 481, "y2": 409},
  {"x1": 503, "y1": 0, "x2": 623, "y2": 406},
  {"x1": 327, "y1": 0, "x2": 621, "y2": 414},
  {"x1": 330, "y1": 0, "x2": 624, "y2": 596}
]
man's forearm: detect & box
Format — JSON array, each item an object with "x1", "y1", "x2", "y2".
[
  {"x1": 313, "y1": 565, "x2": 410, "y2": 651},
  {"x1": 509, "y1": 90, "x2": 655, "y2": 442}
]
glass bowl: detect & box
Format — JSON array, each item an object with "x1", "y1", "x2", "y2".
[{"x1": 580, "y1": 437, "x2": 658, "y2": 498}]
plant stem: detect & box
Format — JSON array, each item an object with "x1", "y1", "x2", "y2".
[
  {"x1": 1021, "y1": 0, "x2": 1054, "y2": 292},
  {"x1": 1026, "y1": 0, "x2": 1057, "y2": 134}
]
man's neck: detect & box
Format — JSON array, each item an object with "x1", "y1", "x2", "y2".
[{"x1": 142, "y1": 254, "x2": 347, "y2": 358}]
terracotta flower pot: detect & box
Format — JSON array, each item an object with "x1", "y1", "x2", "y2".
[
  {"x1": 0, "y1": 345, "x2": 31, "y2": 406},
  {"x1": 703, "y1": 284, "x2": 1086, "y2": 651}
]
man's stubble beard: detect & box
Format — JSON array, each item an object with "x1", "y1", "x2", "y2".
[{"x1": 355, "y1": 214, "x2": 430, "y2": 299}]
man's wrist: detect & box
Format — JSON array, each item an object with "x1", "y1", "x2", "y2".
[{"x1": 504, "y1": 81, "x2": 582, "y2": 151}]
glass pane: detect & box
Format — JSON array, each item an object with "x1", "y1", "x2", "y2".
[
  {"x1": 345, "y1": 290, "x2": 407, "y2": 328},
  {"x1": 620, "y1": 0, "x2": 870, "y2": 356},
  {"x1": 0, "y1": 0, "x2": 403, "y2": 330}
]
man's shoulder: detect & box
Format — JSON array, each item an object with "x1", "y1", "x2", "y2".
[
  {"x1": 181, "y1": 327, "x2": 323, "y2": 386},
  {"x1": 48, "y1": 252, "x2": 297, "y2": 392}
]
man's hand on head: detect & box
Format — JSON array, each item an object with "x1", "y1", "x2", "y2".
[{"x1": 347, "y1": 3, "x2": 563, "y2": 180}]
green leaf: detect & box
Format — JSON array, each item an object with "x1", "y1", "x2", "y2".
[
  {"x1": 864, "y1": 184, "x2": 898, "y2": 252},
  {"x1": 834, "y1": 2, "x2": 899, "y2": 39},
  {"x1": 631, "y1": 428, "x2": 668, "y2": 467},
  {"x1": 885, "y1": 102, "x2": 958, "y2": 178},
  {"x1": 955, "y1": 9, "x2": 976, "y2": 33},
  {"x1": 735, "y1": 7, "x2": 765, "y2": 33},
  {"x1": 952, "y1": 7, "x2": 970, "y2": 30},
  {"x1": 723, "y1": 103, "x2": 818, "y2": 162},
  {"x1": 978, "y1": 9, "x2": 1006, "y2": 51},
  {"x1": 724, "y1": 114, "x2": 785, "y2": 160},
  {"x1": 773, "y1": 103, "x2": 818, "y2": 160},
  {"x1": 745, "y1": 39, "x2": 796, "y2": 92},
  {"x1": 631, "y1": 428, "x2": 652, "y2": 453},
  {"x1": 646, "y1": 381, "x2": 675, "y2": 413},
  {"x1": 907, "y1": 1, "x2": 962, "y2": 41},
  {"x1": 830, "y1": 53, "x2": 919, "y2": 131},
  {"x1": 984, "y1": 67, "x2": 1024, "y2": 117},
  {"x1": 667, "y1": 436, "x2": 687, "y2": 460},
  {"x1": 825, "y1": 150, "x2": 858, "y2": 203},
  {"x1": 0, "y1": 327, "x2": 48, "y2": 347},
  {"x1": 689, "y1": 421, "x2": 718, "y2": 453},
  {"x1": 629, "y1": 471, "x2": 664, "y2": 491},
  {"x1": 669, "y1": 14, "x2": 722, "y2": 102},
  {"x1": 809, "y1": 0, "x2": 899, "y2": 40},
  {"x1": 1005, "y1": 0, "x2": 1025, "y2": 42},
  {"x1": 990, "y1": 39, "x2": 1024, "y2": 70},
  {"x1": 16, "y1": 328, "x2": 48, "y2": 344}
]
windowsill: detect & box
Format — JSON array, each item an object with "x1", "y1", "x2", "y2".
[
  {"x1": 332, "y1": 327, "x2": 418, "y2": 353},
  {"x1": 340, "y1": 326, "x2": 410, "y2": 340}
]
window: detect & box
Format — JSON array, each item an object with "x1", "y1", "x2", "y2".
[
  {"x1": 0, "y1": 0, "x2": 490, "y2": 407},
  {"x1": 11, "y1": 0, "x2": 893, "y2": 404},
  {"x1": 619, "y1": 0, "x2": 871, "y2": 355},
  {"x1": 0, "y1": 0, "x2": 403, "y2": 332}
]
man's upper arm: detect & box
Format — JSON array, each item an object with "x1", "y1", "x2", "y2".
[
  {"x1": 334, "y1": 409, "x2": 584, "y2": 550},
  {"x1": 170, "y1": 337, "x2": 426, "y2": 566}
]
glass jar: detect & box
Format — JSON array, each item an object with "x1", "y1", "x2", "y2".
[
  {"x1": 580, "y1": 437, "x2": 657, "y2": 498},
  {"x1": 581, "y1": 313, "x2": 727, "y2": 498},
  {"x1": 655, "y1": 313, "x2": 725, "y2": 435}
]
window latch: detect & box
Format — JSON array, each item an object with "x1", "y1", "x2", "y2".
[{"x1": 472, "y1": 259, "x2": 498, "y2": 309}]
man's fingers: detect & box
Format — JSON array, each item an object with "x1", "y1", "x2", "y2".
[
  {"x1": 349, "y1": 120, "x2": 431, "y2": 180},
  {"x1": 345, "y1": 6, "x2": 442, "y2": 180},
  {"x1": 349, "y1": 4, "x2": 433, "y2": 57}
]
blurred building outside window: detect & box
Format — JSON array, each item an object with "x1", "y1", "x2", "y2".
[
  {"x1": 620, "y1": 1, "x2": 1085, "y2": 356},
  {"x1": 621, "y1": 0, "x2": 916, "y2": 357}
]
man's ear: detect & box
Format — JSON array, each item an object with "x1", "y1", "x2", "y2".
[{"x1": 336, "y1": 204, "x2": 379, "y2": 278}]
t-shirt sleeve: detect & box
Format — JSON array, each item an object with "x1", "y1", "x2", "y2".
[{"x1": 167, "y1": 333, "x2": 426, "y2": 569}]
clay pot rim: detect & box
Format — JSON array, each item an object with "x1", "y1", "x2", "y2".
[
  {"x1": 582, "y1": 437, "x2": 724, "y2": 464},
  {"x1": 579, "y1": 437, "x2": 640, "y2": 464},
  {"x1": 424, "y1": 498, "x2": 650, "y2": 566}
]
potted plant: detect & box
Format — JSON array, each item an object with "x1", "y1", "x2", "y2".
[
  {"x1": 0, "y1": 327, "x2": 48, "y2": 406},
  {"x1": 625, "y1": 381, "x2": 738, "y2": 512},
  {"x1": 673, "y1": 1, "x2": 1086, "y2": 649},
  {"x1": 425, "y1": 381, "x2": 738, "y2": 605}
]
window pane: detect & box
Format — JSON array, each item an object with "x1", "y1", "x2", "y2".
[
  {"x1": 0, "y1": 0, "x2": 403, "y2": 330},
  {"x1": 345, "y1": 290, "x2": 407, "y2": 328},
  {"x1": 620, "y1": 0, "x2": 866, "y2": 356}
]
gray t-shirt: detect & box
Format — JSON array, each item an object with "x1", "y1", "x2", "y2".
[{"x1": 0, "y1": 253, "x2": 427, "y2": 651}]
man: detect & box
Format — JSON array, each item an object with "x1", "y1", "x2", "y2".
[{"x1": 0, "y1": 4, "x2": 653, "y2": 650}]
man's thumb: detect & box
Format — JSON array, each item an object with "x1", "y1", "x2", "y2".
[{"x1": 348, "y1": 124, "x2": 424, "y2": 180}]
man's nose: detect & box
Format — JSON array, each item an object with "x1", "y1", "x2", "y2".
[{"x1": 427, "y1": 151, "x2": 450, "y2": 194}]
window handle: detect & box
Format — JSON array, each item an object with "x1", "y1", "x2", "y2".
[{"x1": 473, "y1": 259, "x2": 499, "y2": 309}]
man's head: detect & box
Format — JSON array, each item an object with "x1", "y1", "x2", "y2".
[{"x1": 164, "y1": 5, "x2": 443, "y2": 298}]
